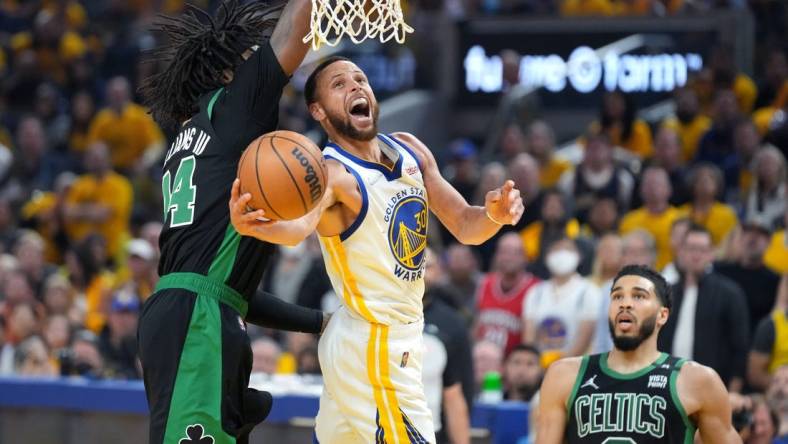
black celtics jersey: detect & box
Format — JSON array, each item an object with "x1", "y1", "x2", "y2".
[
  {"x1": 566, "y1": 353, "x2": 697, "y2": 444},
  {"x1": 157, "y1": 41, "x2": 288, "y2": 299}
]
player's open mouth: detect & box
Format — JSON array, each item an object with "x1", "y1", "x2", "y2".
[
  {"x1": 348, "y1": 97, "x2": 372, "y2": 125},
  {"x1": 616, "y1": 313, "x2": 635, "y2": 331}
]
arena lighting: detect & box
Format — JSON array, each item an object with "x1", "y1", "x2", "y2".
[{"x1": 464, "y1": 39, "x2": 703, "y2": 94}]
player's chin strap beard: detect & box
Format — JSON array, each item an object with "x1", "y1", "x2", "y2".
[
  {"x1": 328, "y1": 113, "x2": 377, "y2": 141},
  {"x1": 608, "y1": 313, "x2": 658, "y2": 351}
]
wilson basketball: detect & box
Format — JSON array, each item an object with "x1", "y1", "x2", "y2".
[{"x1": 237, "y1": 130, "x2": 327, "y2": 221}]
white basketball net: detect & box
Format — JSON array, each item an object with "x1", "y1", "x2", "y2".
[{"x1": 302, "y1": 0, "x2": 414, "y2": 49}]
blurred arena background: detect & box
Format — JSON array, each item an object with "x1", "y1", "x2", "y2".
[{"x1": 0, "y1": 0, "x2": 787, "y2": 443}]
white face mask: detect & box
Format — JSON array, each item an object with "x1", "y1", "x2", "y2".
[{"x1": 546, "y1": 249, "x2": 580, "y2": 276}]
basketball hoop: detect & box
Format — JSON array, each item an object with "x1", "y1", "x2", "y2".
[{"x1": 302, "y1": 0, "x2": 414, "y2": 49}]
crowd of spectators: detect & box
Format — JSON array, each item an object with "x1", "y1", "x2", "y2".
[{"x1": 1, "y1": 0, "x2": 788, "y2": 443}]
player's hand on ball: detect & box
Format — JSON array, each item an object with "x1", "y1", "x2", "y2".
[
  {"x1": 484, "y1": 180, "x2": 524, "y2": 225},
  {"x1": 230, "y1": 179, "x2": 275, "y2": 237}
]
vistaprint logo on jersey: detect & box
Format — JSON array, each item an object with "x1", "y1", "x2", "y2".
[{"x1": 647, "y1": 375, "x2": 668, "y2": 389}]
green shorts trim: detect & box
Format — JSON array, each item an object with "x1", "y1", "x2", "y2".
[{"x1": 155, "y1": 272, "x2": 248, "y2": 317}]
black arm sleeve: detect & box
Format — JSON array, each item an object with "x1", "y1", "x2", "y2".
[
  {"x1": 212, "y1": 41, "x2": 290, "y2": 152},
  {"x1": 245, "y1": 289, "x2": 323, "y2": 334}
]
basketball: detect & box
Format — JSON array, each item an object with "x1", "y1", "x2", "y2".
[{"x1": 237, "y1": 130, "x2": 328, "y2": 221}]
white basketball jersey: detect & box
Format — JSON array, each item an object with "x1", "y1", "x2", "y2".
[{"x1": 319, "y1": 134, "x2": 428, "y2": 325}]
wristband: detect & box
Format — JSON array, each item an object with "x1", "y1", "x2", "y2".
[{"x1": 486, "y1": 209, "x2": 504, "y2": 225}]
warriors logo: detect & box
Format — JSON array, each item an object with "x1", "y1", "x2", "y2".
[
  {"x1": 387, "y1": 193, "x2": 428, "y2": 281},
  {"x1": 536, "y1": 317, "x2": 568, "y2": 351}
]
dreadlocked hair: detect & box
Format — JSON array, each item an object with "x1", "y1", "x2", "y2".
[{"x1": 140, "y1": 0, "x2": 283, "y2": 128}]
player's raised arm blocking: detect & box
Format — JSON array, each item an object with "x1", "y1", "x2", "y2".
[
  {"x1": 270, "y1": 0, "x2": 314, "y2": 75},
  {"x1": 392, "y1": 132, "x2": 524, "y2": 245}
]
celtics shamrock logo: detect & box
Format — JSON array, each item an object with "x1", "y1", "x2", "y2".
[{"x1": 179, "y1": 424, "x2": 214, "y2": 444}]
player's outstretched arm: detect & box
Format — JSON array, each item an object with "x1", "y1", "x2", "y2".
[
  {"x1": 246, "y1": 289, "x2": 328, "y2": 334},
  {"x1": 229, "y1": 177, "x2": 334, "y2": 245},
  {"x1": 392, "y1": 132, "x2": 524, "y2": 245},
  {"x1": 535, "y1": 358, "x2": 581, "y2": 444},
  {"x1": 270, "y1": 0, "x2": 312, "y2": 75},
  {"x1": 678, "y1": 362, "x2": 742, "y2": 444}
]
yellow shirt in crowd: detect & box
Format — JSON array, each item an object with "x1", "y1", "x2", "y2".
[
  {"x1": 87, "y1": 103, "x2": 164, "y2": 170},
  {"x1": 64, "y1": 172, "x2": 133, "y2": 258},
  {"x1": 739, "y1": 170, "x2": 753, "y2": 200},
  {"x1": 561, "y1": 0, "x2": 616, "y2": 15},
  {"x1": 764, "y1": 230, "x2": 788, "y2": 275},
  {"x1": 734, "y1": 74, "x2": 758, "y2": 114},
  {"x1": 679, "y1": 202, "x2": 738, "y2": 246},
  {"x1": 619, "y1": 206, "x2": 684, "y2": 270},
  {"x1": 84, "y1": 271, "x2": 116, "y2": 334},
  {"x1": 21, "y1": 192, "x2": 62, "y2": 264},
  {"x1": 69, "y1": 129, "x2": 90, "y2": 153},
  {"x1": 560, "y1": 0, "x2": 658, "y2": 15},
  {"x1": 753, "y1": 80, "x2": 786, "y2": 136},
  {"x1": 661, "y1": 115, "x2": 712, "y2": 163},
  {"x1": 590, "y1": 120, "x2": 654, "y2": 158},
  {"x1": 277, "y1": 353, "x2": 297, "y2": 374},
  {"x1": 520, "y1": 219, "x2": 580, "y2": 261},
  {"x1": 754, "y1": 107, "x2": 780, "y2": 136},
  {"x1": 539, "y1": 157, "x2": 573, "y2": 188},
  {"x1": 695, "y1": 73, "x2": 758, "y2": 117},
  {"x1": 768, "y1": 310, "x2": 788, "y2": 374},
  {"x1": 41, "y1": 0, "x2": 87, "y2": 30},
  {"x1": 113, "y1": 266, "x2": 155, "y2": 302}
]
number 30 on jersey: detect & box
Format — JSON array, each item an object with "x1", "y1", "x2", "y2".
[{"x1": 162, "y1": 156, "x2": 197, "y2": 227}]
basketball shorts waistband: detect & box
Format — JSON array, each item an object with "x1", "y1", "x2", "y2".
[
  {"x1": 336, "y1": 306, "x2": 424, "y2": 340},
  {"x1": 155, "y1": 272, "x2": 248, "y2": 317}
]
